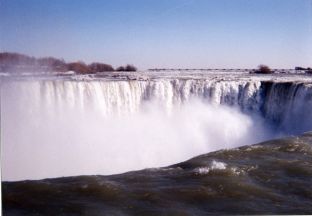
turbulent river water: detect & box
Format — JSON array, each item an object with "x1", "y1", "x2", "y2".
[{"x1": 1, "y1": 71, "x2": 312, "y2": 215}]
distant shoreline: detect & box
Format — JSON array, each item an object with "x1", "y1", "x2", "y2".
[
  {"x1": 1, "y1": 52, "x2": 311, "y2": 75},
  {"x1": 0, "y1": 52, "x2": 137, "y2": 74}
]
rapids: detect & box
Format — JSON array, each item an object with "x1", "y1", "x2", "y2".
[{"x1": 3, "y1": 132, "x2": 312, "y2": 215}]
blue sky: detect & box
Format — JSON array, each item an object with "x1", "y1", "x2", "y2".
[{"x1": 1, "y1": 0, "x2": 311, "y2": 69}]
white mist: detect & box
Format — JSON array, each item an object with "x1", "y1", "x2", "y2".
[{"x1": 1, "y1": 79, "x2": 272, "y2": 181}]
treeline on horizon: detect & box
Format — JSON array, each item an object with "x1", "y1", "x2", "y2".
[{"x1": 0, "y1": 52, "x2": 137, "y2": 73}]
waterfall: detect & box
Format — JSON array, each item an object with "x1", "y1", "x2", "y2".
[
  {"x1": 3, "y1": 79, "x2": 311, "y2": 132},
  {"x1": 2, "y1": 79, "x2": 260, "y2": 114},
  {"x1": 2, "y1": 77, "x2": 312, "y2": 181}
]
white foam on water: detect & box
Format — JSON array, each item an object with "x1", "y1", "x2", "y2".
[{"x1": 195, "y1": 160, "x2": 228, "y2": 175}]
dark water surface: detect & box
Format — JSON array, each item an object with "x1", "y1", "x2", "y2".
[{"x1": 3, "y1": 132, "x2": 312, "y2": 215}]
